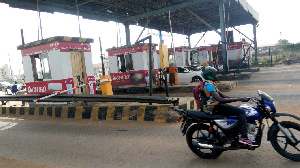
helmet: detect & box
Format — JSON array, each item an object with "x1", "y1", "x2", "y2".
[{"x1": 201, "y1": 66, "x2": 218, "y2": 81}]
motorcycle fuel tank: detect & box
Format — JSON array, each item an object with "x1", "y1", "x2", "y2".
[{"x1": 238, "y1": 104, "x2": 262, "y2": 120}]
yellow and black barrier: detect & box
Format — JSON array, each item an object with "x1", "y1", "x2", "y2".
[
  {"x1": 0, "y1": 100, "x2": 199, "y2": 123},
  {"x1": 178, "y1": 100, "x2": 199, "y2": 111},
  {"x1": 0, "y1": 105, "x2": 179, "y2": 123}
]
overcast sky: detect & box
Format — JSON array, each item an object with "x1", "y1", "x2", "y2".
[{"x1": 0, "y1": 0, "x2": 299, "y2": 75}]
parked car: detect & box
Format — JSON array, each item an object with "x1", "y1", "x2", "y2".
[
  {"x1": 177, "y1": 66, "x2": 191, "y2": 73},
  {"x1": 191, "y1": 63, "x2": 203, "y2": 71},
  {"x1": 177, "y1": 67, "x2": 203, "y2": 83}
]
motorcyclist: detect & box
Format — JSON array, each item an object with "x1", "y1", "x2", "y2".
[{"x1": 201, "y1": 66, "x2": 258, "y2": 147}]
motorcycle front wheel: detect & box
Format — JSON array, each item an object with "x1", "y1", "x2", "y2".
[
  {"x1": 186, "y1": 123, "x2": 223, "y2": 159},
  {"x1": 270, "y1": 121, "x2": 300, "y2": 161}
]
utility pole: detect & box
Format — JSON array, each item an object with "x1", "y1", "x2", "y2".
[
  {"x1": 8, "y1": 54, "x2": 13, "y2": 83},
  {"x1": 219, "y1": 0, "x2": 228, "y2": 73},
  {"x1": 99, "y1": 37, "x2": 105, "y2": 76},
  {"x1": 253, "y1": 23, "x2": 258, "y2": 65}
]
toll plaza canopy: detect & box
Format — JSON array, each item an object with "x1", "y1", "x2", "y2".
[{"x1": 0, "y1": 0, "x2": 259, "y2": 35}]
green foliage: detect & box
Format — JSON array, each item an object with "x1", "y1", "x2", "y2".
[
  {"x1": 253, "y1": 39, "x2": 300, "y2": 67},
  {"x1": 276, "y1": 39, "x2": 300, "y2": 52}
]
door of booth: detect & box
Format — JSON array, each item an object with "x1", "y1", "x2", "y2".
[{"x1": 70, "y1": 51, "x2": 88, "y2": 94}]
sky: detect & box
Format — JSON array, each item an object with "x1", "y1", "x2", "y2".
[{"x1": 0, "y1": 0, "x2": 300, "y2": 75}]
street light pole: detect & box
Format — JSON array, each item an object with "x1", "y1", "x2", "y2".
[{"x1": 99, "y1": 37, "x2": 105, "y2": 76}]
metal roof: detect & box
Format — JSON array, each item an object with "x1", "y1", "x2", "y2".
[
  {"x1": 0, "y1": 0, "x2": 259, "y2": 35},
  {"x1": 17, "y1": 36, "x2": 94, "y2": 50}
]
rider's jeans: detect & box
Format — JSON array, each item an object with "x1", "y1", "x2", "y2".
[{"x1": 212, "y1": 103, "x2": 248, "y2": 137}]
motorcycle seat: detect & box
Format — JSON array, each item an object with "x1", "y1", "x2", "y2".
[{"x1": 186, "y1": 110, "x2": 226, "y2": 119}]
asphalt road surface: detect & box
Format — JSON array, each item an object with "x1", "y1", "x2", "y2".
[{"x1": 0, "y1": 64, "x2": 300, "y2": 168}]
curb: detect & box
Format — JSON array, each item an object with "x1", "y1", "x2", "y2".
[
  {"x1": 218, "y1": 73, "x2": 252, "y2": 81},
  {"x1": 0, "y1": 105, "x2": 178, "y2": 123}
]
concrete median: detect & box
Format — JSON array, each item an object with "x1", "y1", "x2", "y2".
[{"x1": 0, "y1": 105, "x2": 180, "y2": 123}]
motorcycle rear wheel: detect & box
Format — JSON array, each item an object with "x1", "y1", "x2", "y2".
[
  {"x1": 186, "y1": 124, "x2": 223, "y2": 159},
  {"x1": 270, "y1": 121, "x2": 300, "y2": 161}
]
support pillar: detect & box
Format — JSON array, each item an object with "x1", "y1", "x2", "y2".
[
  {"x1": 253, "y1": 23, "x2": 258, "y2": 65},
  {"x1": 219, "y1": 0, "x2": 228, "y2": 73},
  {"x1": 188, "y1": 34, "x2": 191, "y2": 48},
  {"x1": 124, "y1": 22, "x2": 131, "y2": 46},
  {"x1": 159, "y1": 31, "x2": 162, "y2": 44}
]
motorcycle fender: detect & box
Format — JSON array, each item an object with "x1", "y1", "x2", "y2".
[
  {"x1": 181, "y1": 120, "x2": 195, "y2": 136},
  {"x1": 267, "y1": 123, "x2": 278, "y2": 141}
]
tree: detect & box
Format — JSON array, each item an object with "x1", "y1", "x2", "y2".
[{"x1": 275, "y1": 39, "x2": 291, "y2": 51}]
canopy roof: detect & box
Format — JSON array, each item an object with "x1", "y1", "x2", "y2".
[{"x1": 0, "y1": 0, "x2": 258, "y2": 35}]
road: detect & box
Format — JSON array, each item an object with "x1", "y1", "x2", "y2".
[{"x1": 0, "y1": 64, "x2": 300, "y2": 168}]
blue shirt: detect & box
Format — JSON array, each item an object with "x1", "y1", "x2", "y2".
[
  {"x1": 204, "y1": 83, "x2": 217, "y2": 93},
  {"x1": 203, "y1": 80, "x2": 219, "y2": 109}
]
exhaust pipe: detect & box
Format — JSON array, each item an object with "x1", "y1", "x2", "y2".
[
  {"x1": 197, "y1": 142, "x2": 214, "y2": 149},
  {"x1": 192, "y1": 142, "x2": 239, "y2": 150}
]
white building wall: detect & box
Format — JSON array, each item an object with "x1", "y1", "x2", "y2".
[
  {"x1": 175, "y1": 51, "x2": 184, "y2": 66},
  {"x1": 153, "y1": 52, "x2": 160, "y2": 69},
  {"x1": 132, "y1": 52, "x2": 146, "y2": 70},
  {"x1": 108, "y1": 56, "x2": 118, "y2": 73},
  {"x1": 22, "y1": 56, "x2": 34, "y2": 83},
  {"x1": 84, "y1": 52, "x2": 94, "y2": 76},
  {"x1": 198, "y1": 51, "x2": 208, "y2": 65},
  {"x1": 143, "y1": 51, "x2": 150, "y2": 70},
  {"x1": 227, "y1": 49, "x2": 240, "y2": 61},
  {"x1": 48, "y1": 50, "x2": 64, "y2": 80},
  {"x1": 60, "y1": 52, "x2": 73, "y2": 79}
]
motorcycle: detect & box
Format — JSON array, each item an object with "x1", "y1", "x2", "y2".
[{"x1": 174, "y1": 90, "x2": 300, "y2": 161}]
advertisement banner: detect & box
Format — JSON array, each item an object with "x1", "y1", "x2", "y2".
[{"x1": 110, "y1": 70, "x2": 148, "y2": 86}]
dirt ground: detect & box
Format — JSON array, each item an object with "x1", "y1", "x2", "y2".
[{"x1": 0, "y1": 155, "x2": 57, "y2": 168}]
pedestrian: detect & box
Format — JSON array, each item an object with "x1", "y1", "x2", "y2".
[
  {"x1": 11, "y1": 82, "x2": 18, "y2": 95},
  {"x1": 4, "y1": 86, "x2": 8, "y2": 95}
]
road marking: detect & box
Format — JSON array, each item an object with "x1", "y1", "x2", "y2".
[
  {"x1": 0, "y1": 121, "x2": 18, "y2": 130},
  {"x1": 0, "y1": 117, "x2": 23, "y2": 121}
]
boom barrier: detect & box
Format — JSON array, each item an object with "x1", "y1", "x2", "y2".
[{"x1": 0, "y1": 94, "x2": 178, "y2": 105}]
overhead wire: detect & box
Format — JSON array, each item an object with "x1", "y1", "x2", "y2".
[
  {"x1": 226, "y1": 0, "x2": 230, "y2": 34},
  {"x1": 36, "y1": 0, "x2": 43, "y2": 40},
  {"x1": 194, "y1": 32, "x2": 207, "y2": 48},
  {"x1": 135, "y1": 19, "x2": 150, "y2": 44},
  {"x1": 75, "y1": 0, "x2": 82, "y2": 38},
  {"x1": 169, "y1": 10, "x2": 176, "y2": 65},
  {"x1": 136, "y1": 4, "x2": 151, "y2": 44},
  {"x1": 115, "y1": 6, "x2": 120, "y2": 47}
]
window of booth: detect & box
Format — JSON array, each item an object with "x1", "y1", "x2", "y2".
[
  {"x1": 117, "y1": 54, "x2": 134, "y2": 72},
  {"x1": 184, "y1": 51, "x2": 189, "y2": 65},
  {"x1": 125, "y1": 54, "x2": 134, "y2": 71},
  {"x1": 168, "y1": 53, "x2": 175, "y2": 67},
  {"x1": 40, "y1": 53, "x2": 52, "y2": 79},
  {"x1": 31, "y1": 53, "x2": 52, "y2": 81},
  {"x1": 191, "y1": 52, "x2": 199, "y2": 64}
]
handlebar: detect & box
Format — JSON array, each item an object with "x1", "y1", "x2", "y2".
[{"x1": 248, "y1": 97, "x2": 261, "y2": 105}]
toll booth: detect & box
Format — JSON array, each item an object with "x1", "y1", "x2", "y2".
[
  {"x1": 106, "y1": 43, "x2": 160, "y2": 86},
  {"x1": 210, "y1": 42, "x2": 252, "y2": 69},
  {"x1": 168, "y1": 46, "x2": 192, "y2": 67},
  {"x1": 192, "y1": 46, "x2": 213, "y2": 66},
  {"x1": 17, "y1": 36, "x2": 96, "y2": 95}
]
